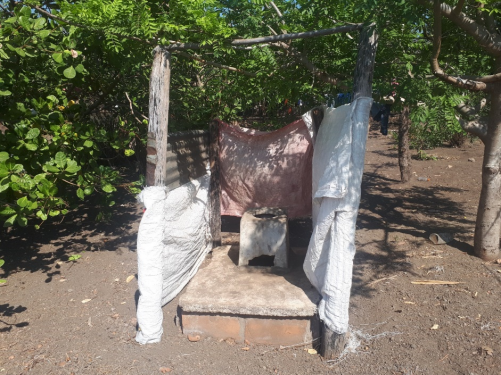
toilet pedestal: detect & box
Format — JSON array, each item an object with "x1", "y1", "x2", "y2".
[{"x1": 239, "y1": 207, "x2": 289, "y2": 268}]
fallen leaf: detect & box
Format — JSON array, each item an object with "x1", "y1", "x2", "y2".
[
  {"x1": 404, "y1": 301, "x2": 416, "y2": 304},
  {"x1": 241, "y1": 347, "x2": 250, "y2": 351},
  {"x1": 412, "y1": 280, "x2": 463, "y2": 285},
  {"x1": 159, "y1": 367, "x2": 172, "y2": 373},
  {"x1": 481, "y1": 346, "x2": 493, "y2": 356},
  {"x1": 495, "y1": 259, "x2": 501, "y2": 264},
  {"x1": 121, "y1": 301, "x2": 126, "y2": 304},
  {"x1": 497, "y1": 270, "x2": 501, "y2": 274},
  {"x1": 307, "y1": 349, "x2": 317, "y2": 355},
  {"x1": 126, "y1": 275, "x2": 135, "y2": 283},
  {"x1": 114, "y1": 278, "x2": 119, "y2": 282},
  {"x1": 431, "y1": 324, "x2": 439, "y2": 330},
  {"x1": 188, "y1": 334, "x2": 200, "y2": 342},
  {"x1": 59, "y1": 279, "x2": 66, "y2": 282},
  {"x1": 81, "y1": 299, "x2": 92, "y2": 304}
]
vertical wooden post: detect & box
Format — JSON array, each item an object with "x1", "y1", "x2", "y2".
[
  {"x1": 320, "y1": 24, "x2": 378, "y2": 360},
  {"x1": 209, "y1": 120, "x2": 221, "y2": 248},
  {"x1": 146, "y1": 47, "x2": 171, "y2": 187},
  {"x1": 399, "y1": 106, "x2": 411, "y2": 182},
  {"x1": 352, "y1": 24, "x2": 378, "y2": 101}
]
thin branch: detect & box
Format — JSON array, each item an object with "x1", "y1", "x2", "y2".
[
  {"x1": 61, "y1": 179, "x2": 79, "y2": 187},
  {"x1": 125, "y1": 92, "x2": 144, "y2": 125},
  {"x1": 270, "y1": 1, "x2": 284, "y2": 18},
  {"x1": 452, "y1": 0, "x2": 465, "y2": 15},
  {"x1": 175, "y1": 51, "x2": 257, "y2": 77},
  {"x1": 266, "y1": 24, "x2": 279, "y2": 36},
  {"x1": 0, "y1": 3, "x2": 14, "y2": 15},
  {"x1": 269, "y1": 41, "x2": 339, "y2": 85},
  {"x1": 269, "y1": 1, "x2": 287, "y2": 35},
  {"x1": 431, "y1": 0, "x2": 443, "y2": 75}
]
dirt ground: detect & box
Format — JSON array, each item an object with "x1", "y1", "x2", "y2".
[{"x1": 1, "y1": 120, "x2": 501, "y2": 375}]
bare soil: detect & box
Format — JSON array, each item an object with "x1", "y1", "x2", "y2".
[{"x1": 1, "y1": 120, "x2": 501, "y2": 375}]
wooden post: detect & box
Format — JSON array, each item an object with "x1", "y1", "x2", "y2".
[
  {"x1": 209, "y1": 120, "x2": 221, "y2": 248},
  {"x1": 320, "y1": 24, "x2": 378, "y2": 360},
  {"x1": 146, "y1": 47, "x2": 171, "y2": 187},
  {"x1": 399, "y1": 106, "x2": 411, "y2": 182}
]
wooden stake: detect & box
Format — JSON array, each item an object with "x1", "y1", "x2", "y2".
[
  {"x1": 320, "y1": 24, "x2": 378, "y2": 360},
  {"x1": 209, "y1": 120, "x2": 221, "y2": 248},
  {"x1": 146, "y1": 47, "x2": 171, "y2": 187},
  {"x1": 399, "y1": 106, "x2": 411, "y2": 182}
]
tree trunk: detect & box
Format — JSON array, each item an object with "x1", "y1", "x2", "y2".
[
  {"x1": 146, "y1": 47, "x2": 171, "y2": 187},
  {"x1": 474, "y1": 82, "x2": 501, "y2": 261},
  {"x1": 320, "y1": 24, "x2": 378, "y2": 360},
  {"x1": 399, "y1": 106, "x2": 411, "y2": 183}
]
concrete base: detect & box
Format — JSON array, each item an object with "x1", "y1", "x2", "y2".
[{"x1": 179, "y1": 244, "x2": 321, "y2": 346}]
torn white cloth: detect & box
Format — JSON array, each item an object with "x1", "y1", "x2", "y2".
[
  {"x1": 135, "y1": 174, "x2": 212, "y2": 344},
  {"x1": 304, "y1": 97, "x2": 372, "y2": 334}
]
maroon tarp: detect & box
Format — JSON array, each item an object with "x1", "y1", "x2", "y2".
[{"x1": 218, "y1": 119, "x2": 313, "y2": 218}]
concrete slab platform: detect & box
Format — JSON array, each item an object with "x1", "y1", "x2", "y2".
[
  {"x1": 179, "y1": 244, "x2": 321, "y2": 345},
  {"x1": 179, "y1": 245, "x2": 320, "y2": 317}
]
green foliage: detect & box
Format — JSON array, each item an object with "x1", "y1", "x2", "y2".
[
  {"x1": 0, "y1": 4, "x2": 140, "y2": 228},
  {"x1": 68, "y1": 254, "x2": 82, "y2": 262},
  {"x1": 0, "y1": 0, "x2": 495, "y2": 229},
  {"x1": 0, "y1": 258, "x2": 5, "y2": 284},
  {"x1": 409, "y1": 88, "x2": 464, "y2": 150}
]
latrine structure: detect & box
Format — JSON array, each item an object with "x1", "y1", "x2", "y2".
[{"x1": 138, "y1": 25, "x2": 378, "y2": 358}]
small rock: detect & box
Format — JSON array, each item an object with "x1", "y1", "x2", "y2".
[
  {"x1": 468, "y1": 158, "x2": 475, "y2": 162},
  {"x1": 188, "y1": 334, "x2": 200, "y2": 342},
  {"x1": 159, "y1": 367, "x2": 172, "y2": 373}
]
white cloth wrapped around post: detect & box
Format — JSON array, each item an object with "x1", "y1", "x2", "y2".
[
  {"x1": 135, "y1": 174, "x2": 212, "y2": 344},
  {"x1": 304, "y1": 97, "x2": 372, "y2": 334}
]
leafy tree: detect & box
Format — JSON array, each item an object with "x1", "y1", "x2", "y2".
[
  {"x1": 415, "y1": 0, "x2": 501, "y2": 261},
  {"x1": 0, "y1": 2, "x2": 143, "y2": 227}
]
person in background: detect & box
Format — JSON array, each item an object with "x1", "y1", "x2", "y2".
[{"x1": 379, "y1": 95, "x2": 395, "y2": 135}]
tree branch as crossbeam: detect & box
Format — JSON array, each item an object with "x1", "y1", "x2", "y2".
[{"x1": 229, "y1": 24, "x2": 363, "y2": 46}]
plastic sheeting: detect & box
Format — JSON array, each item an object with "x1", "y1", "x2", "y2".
[
  {"x1": 135, "y1": 174, "x2": 212, "y2": 344},
  {"x1": 304, "y1": 97, "x2": 372, "y2": 334},
  {"x1": 218, "y1": 115, "x2": 315, "y2": 218}
]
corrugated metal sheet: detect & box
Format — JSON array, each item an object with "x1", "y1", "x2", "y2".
[{"x1": 165, "y1": 130, "x2": 209, "y2": 189}]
